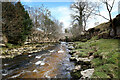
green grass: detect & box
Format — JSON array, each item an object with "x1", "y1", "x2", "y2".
[
  {"x1": 92, "y1": 64, "x2": 118, "y2": 78},
  {"x1": 92, "y1": 71, "x2": 110, "y2": 78},
  {"x1": 72, "y1": 38, "x2": 119, "y2": 78},
  {"x1": 74, "y1": 48, "x2": 94, "y2": 57},
  {"x1": 91, "y1": 58, "x2": 104, "y2": 67}
]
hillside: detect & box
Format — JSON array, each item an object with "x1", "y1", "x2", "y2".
[{"x1": 87, "y1": 14, "x2": 120, "y2": 39}]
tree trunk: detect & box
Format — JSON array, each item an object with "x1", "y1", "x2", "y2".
[
  {"x1": 109, "y1": 16, "x2": 116, "y2": 37},
  {"x1": 111, "y1": 20, "x2": 116, "y2": 37},
  {"x1": 79, "y1": 9, "x2": 83, "y2": 32}
]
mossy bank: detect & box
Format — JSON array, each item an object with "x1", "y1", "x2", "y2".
[{"x1": 69, "y1": 37, "x2": 119, "y2": 79}]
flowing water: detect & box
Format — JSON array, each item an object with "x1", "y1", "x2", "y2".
[{"x1": 2, "y1": 42, "x2": 74, "y2": 79}]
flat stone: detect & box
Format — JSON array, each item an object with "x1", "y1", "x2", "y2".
[
  {"x1": 49, "y1": 50, "x2": 55, "y2": 53},
  {"x1": 81, "y1": 68, "x2": 94, "y2": 78},
  {"x1": 33, "y1": 69, "x2": 38, "y2": 73},
  {"x1": 68, "y1": 46, "x2": 74, "y2": 50},
  {"x1": 74, "y1": 65, "x2": 81, "y2": 70},
  {"x1": 58, "y1": 50, "x2": 64, "y2": 53},
  {"x1": 35, "y1": 55, "x2": 41, "y2": 59},
  {"x1": 13, "y1": 49, "x2": 18, "y2": 52},
  {"x1": 70, "y1": 57, "x2": 76, "y2": 60},
  {"x1": 35, "y1": 61, "x2": 45, "y2": 66},
  {"x1": 0, "y1": 43, "x2": 6, "y2": 47},
  {"x1": 77, "y1": 56, "x2": 94, "y2": 62}
]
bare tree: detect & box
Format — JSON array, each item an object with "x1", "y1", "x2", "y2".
[
  {"x1": 25, "y1": 5, "x2": 63, "y2": 42},
  {"x1": 105, "y1": 0, "x2": 116, "y2": 36},
  {"x1": 70, "y1": 0, "x2": 97, "y2": 32},
  {"x1": 92, "y1": 0, "x2": 116, "y2": 36}
]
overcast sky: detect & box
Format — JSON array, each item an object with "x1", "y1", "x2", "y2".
[{"x1": 21, "y1": 0, "x2": 119, "y2": 30}]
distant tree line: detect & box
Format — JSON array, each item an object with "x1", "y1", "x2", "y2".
[{"x1": 25, "y1": 5, "x2": 63, "y2": 42}]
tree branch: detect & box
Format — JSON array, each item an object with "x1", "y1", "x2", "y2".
[
  {"x1": 92, "y1": 12, "x2": 109, "y2": 20},
  {"x1": 110, "y1": 0, "x2": 115, "y2": 12}
]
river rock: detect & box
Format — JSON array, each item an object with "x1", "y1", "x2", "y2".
[
  {"x1": 81, "y1": 68, "x2": 94, "y2": 78},
  {"x1": 58, "y1": 50, "x2": 64, "y2": 53},
  {"x1": 35, "y1": 55, "x2": 41, "y2": 59},
  {"x1": 68, "y1": 46, "x2": 74, "y2": 50},
  {"x1": 77, "y1": 57, "x2": 91, "y2": 62},
  {"x1": 17, "y1": 52, "x2": 21, "y2": 55},
  {"x1": 35, "y1": 61, "x2": 45, "y2": 66},
  {"x1": 49, "y1": 50, "x2": 55, "y2": 53},
  {"x1": 28, "y1": 55, "x2": 32, "y2": 57},
  {"x1": 13, "y1": 49, "x2": 18, "y2": 52},
  {"x1": 33, "y1": 69, "x2": 38, "y2": 73},
  {"x1": 77, "y1": 56, "x2": 94, "y2": 62},
  {"x1": 33, "y1": 50, "x2": 38, "y2": 53},
  {"x1": 74, "y1": 65, "x2": 81, "y2": 70}
]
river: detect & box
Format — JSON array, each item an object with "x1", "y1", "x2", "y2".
[{"x1": 2, "y1": 42, "x2": 74, "y2": 79}]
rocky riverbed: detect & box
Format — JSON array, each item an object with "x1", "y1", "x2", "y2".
[
  {"x1": 2, "y1": 42, "x2": 75, "y2": 79},
  {"x1": 1, "y1": 43, "x2": 56, "y2": 58},
  {"x1": 67, "y1": 42, "x2": 95, "y2": 79}
]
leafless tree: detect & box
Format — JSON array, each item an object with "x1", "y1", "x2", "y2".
[
  {"x1": 105, "y1": 0, "x2": 116, "y2": 36},
  {"x1": 92, "y1": 0, "x2": 116, "y2": 36},
  {"x1": 70, "y1": 0, "x2": 97, "y2": 32},
  {"x1": 25, "y1": 5, "x2": 63, "y2": 42}
]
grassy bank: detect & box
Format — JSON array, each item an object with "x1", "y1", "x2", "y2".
[{"x1": 71, "y1": 37, "x2": 119, "y2": 78}]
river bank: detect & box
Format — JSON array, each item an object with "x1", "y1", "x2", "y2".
[
  {"x1": 68, "y1": 38, "x2": 119, "y2": 79},
  {"x1": 1, "y1": 42, "x2": 58, "y2": 58}
]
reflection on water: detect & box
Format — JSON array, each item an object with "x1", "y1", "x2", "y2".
[{"x1": 2, "y1": 42, "x2": 74, "y2": 79}]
